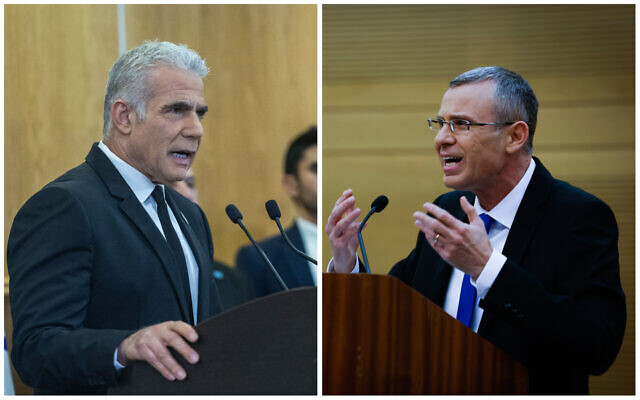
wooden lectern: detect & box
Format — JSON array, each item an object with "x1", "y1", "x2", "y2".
[
  {"x1": 109, "y1": 286, "x2": 316, "y2": 395},
  {"x1": 323, "y1": 273, "x2": 528, "y2": 394}
]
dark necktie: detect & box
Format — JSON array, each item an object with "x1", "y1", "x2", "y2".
[
  {"x1": 456, "y1": 213, "x2": 493, "y2": 328},
  {"x1": 151, "y1": 185, "x2": 194, "y2": 322}
]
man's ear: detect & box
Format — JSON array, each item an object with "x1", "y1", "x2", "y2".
[
  {"x1": 505, "y1": 121, "x2": 529, "y2": 154},
  {"x1": 111, "y1": 100, "x2": 134, "y2": 135},
  {"x1": 282, "y1": 174, "x2": 299, "y2": 199}
]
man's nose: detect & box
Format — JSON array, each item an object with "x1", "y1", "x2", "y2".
[
  {"x1": 434, "y1": 124, "x2": 455, "y2": 147},
  {"x1": 184, "y1": 112, "x2": 204, "y2": 138}
]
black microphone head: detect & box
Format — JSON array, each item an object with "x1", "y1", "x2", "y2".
[
  {"x1": 371, "y1": 195, "x2": 389, "y2": 213},
  {"x1": 265, "y1": 200, "x2": 281, "y2": 220},
  {"x1": 225, "y1": 204, "x2": 243, "y2": 223}
]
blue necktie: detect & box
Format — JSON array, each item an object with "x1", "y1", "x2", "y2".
[{"x1": 456, "y1": 213, "x2": 493, "y2": 328}]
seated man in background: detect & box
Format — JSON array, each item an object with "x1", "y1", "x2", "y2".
[
  {"x1": 325, "y1": 67, "x2": 625, "y2": 394},
  {"x1": 236, "y1": 126, "x2": 317, "y2": 297},
  {"x1": 168, "y1": 169, "x2": 255, "y2": 309}
]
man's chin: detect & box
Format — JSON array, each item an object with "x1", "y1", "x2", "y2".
[
  {"x1": 442, "y1": 175, "x2": 469, "y2": 191},
  {"x1": 172, "y1": 166, "x2": 191, "y2": 181},
  {"x1": 159, "y1": 171, "x2": 188, "y2": 184}
]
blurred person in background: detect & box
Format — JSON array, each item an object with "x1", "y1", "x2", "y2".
[{"x1": 236, "y1": 126, "x2": 317, "y2": 297}]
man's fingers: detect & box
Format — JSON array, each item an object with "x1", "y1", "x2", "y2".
[
  {"x1": 423, "y1": 202, "x2": 462, "y2": 230},
  {"x1": 327, "y1": 195, "x2": 356, "y2": 229},
  {"x1": 169, "y1": 321, "x2": 199, "y2": 343},
  {"x1": 413, "y1": 211, "x2": 451, "y2": 239},
  {"x1": 139, "y1": 345, "x2": 177, "y2": 381},
  {"x1": 459, "y1": 196, "x2": 479, "y2": 223},
  {"x1": 166, "y1": 330, "x2": 200, "y2": 364},
  {"x1": 335, "y1": 188, "x2": 353, "y2": 206},
  {"x1": 330, "y1": 208, "x2": 361, "y2": 239},
  {"x1": 163, "y1": 321, "x2": 199, "y2": 364},
  {"x1": 343, "y1": 220, "x2": 361, "y2": 238},
  {"x1": 148, "y1": 339, "x2": 187, "y2": 381},
  {"x1": 120, "y1": 321, "x2": 201, "y2": 382}
]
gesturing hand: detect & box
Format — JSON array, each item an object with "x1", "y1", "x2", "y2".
[
  {"x1": 326, "y1": 189, "x2": 361, "y2": 273},
  {"x1": 413, "y1": 196, "x2": 492, "y2": 280},
  {"x1": 118, "y1": 320, "x2": 199, "y2": 381}
]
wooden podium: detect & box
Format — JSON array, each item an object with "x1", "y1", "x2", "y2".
[
  {"x1": 109, "y1": 286, "x2": 316, "y2": 395},
  {"x1": 323, "y1": 273, "x2": 528, "y2": 394}
]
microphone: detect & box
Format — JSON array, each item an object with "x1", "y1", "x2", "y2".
[
  {"x1": 357, "y1": 195, "x2": 389, "y2": 273},
  {"x1": 265, "y1": 200, "x2": 317, "y2": 265},
  {"x1": 225, "y1": 204, "x2": 288, "y2": 291}
]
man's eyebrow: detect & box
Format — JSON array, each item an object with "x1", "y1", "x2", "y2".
[
  {"x1": 161, "y1": 102, "x2": 208, "y2": 115},
  {"x1": 440, "y1": 114, "x2": 473, "y2": 121},
  {"x1": 162, "y1": 101, "x2": 193, "y2": 111}
]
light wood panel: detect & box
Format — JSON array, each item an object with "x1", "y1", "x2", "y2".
[
  {"x1": 323, "y1": 5, "x2": 633, "y2": 82},
  {"x1": 323, "y1": 4, "x2": 634, "y2": 395},
  {"x1": 126, "y1": 4, "x2": 317, "y2": 266},
  {"x1": 323, "y1": 103, "x2": 635, "y2": 153}
]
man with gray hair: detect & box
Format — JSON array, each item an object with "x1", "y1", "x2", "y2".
[
  {"x1": 7, "y1": 41, "x2": 221, "y2": 394},
  {"x1": 326, "y1": 66, "x2": 625, "y2": 393}
]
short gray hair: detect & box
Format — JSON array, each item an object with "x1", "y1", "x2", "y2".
[
  {"x1": 449, "y1": 66, "x2": 538, "y2": 154},
  {"x1": 102, "y1": 40, "x2": 209, "y2": 139}
]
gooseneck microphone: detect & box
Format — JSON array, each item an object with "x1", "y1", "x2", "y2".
[
  {"x1": 225, "y1": 204, "x2": 288, "y2": 291},
  {"x1": 265, "y1": 200, "x2": 317, "y2": 265},
  {"x1": 357, "y1": 195, "x2": 389, "y2": 273}
]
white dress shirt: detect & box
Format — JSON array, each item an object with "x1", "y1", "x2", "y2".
[
  {"x1": 295, "y1": 217, "x2": 318, "y2": 285},
  {"x1": 443, "y1": 158, "x2": 536, "y2": 332}
]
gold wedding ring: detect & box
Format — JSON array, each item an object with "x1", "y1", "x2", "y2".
[{"x1": 433, "y1": 232, "x2": 440, "y2": 243}]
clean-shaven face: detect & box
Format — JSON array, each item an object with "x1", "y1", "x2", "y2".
[
  {"x1": 127, "y1": 66, "x2": 208, "y2": 183},
  {"x1": 434, "y1": 80, "x2": 510, "y2": 193}
]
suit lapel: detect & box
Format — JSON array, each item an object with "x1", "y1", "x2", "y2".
[
  {"x1": 478, "y1": 158, "x2": 552, "y2": 334},
  {"x1": 85, "y1": 143, "x2": 193, "y2": 324},
  {"x1": 165, "y1": 192, "x2": 212, "y2": 323},
  {"x1": 501, "y1": 157, "x2": 552, "y2": 265}
]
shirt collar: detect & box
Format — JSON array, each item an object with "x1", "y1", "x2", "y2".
[
  {"x1": 473, "y1": 158, "x2": 536, "y2": 229},
  {"x1": 97, "y1": 141, "x2": 159, "y2": 204},
  {"x1": 295, "y1": 216, "x2": 317, "y2": 237}
]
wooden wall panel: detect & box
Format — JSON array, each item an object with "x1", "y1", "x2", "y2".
[
  {"x1": 323, "y1": 4, "x2": 634, "y2": 395},
  {"x1": 126, "y1": 4, "x2": 317, "y2": 266}
]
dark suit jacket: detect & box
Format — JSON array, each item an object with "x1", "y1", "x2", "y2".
[
  {"x1": 389, "y1": 158, "x2": 626, "y2": 394},
  {"x1": 7, "y1": 143, "x2": 222, "y2": 394},
  {"x1": 236, "y1": 223, "x2": 315, "y2": 297}
]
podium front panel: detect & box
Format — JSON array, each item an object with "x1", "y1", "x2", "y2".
[{"x1": 110, "y1": 286, "x2": 317, "y2": 395}]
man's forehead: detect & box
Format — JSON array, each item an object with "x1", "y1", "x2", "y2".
[
  {"x1": 146, "y1": 66, "x2": 205, "y2": 99},
  {"x1": 439, "y1": 80, "x2": 496, "y2": 116},
  {"x1": 303, "y1": 145, "x2": 317, "y2": 160}
]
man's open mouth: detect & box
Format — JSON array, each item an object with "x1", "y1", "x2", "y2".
[
  {"x1": 443, "y1": 156, "x2": 462, "y2": 167},
  {"x1": 171, "y1": 151, "x2": 191, "y2": 159}
]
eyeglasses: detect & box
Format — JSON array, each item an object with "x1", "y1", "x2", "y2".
[{"x1": 427, "y1": 118, "x2": 515, "y2": 135}]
